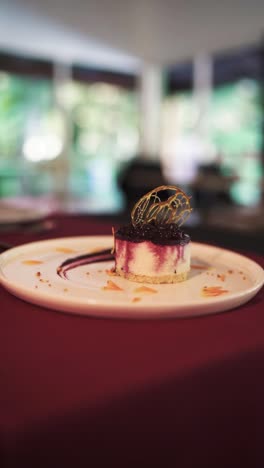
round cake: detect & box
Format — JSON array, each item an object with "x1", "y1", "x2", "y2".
[
  {"x1": 114, "y1": 222, "x2": 191, "y2": 284},
  {"x1": 114, "y1": 185, "x2": 192, "y2": 284}
]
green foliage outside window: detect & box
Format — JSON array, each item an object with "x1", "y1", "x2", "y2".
[{"x1": 0, "y1": 72, "x2": 139, "y2": 204}]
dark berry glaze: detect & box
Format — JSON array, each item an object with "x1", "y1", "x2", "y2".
[{"x1": 115, "y1": 222, "x2": 190, "y2": 246}]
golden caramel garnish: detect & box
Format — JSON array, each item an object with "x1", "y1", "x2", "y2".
[
  {"x1": 133, "y1": 286, "x2": 158, "y2": 294},
  {"x1": 131, "y1": 185, "x2": 192, "y2": 227},
  {"x1": 111, "y1": 227, "x2": 115, "y2": 254}
]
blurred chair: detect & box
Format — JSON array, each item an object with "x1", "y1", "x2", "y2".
[{"x1": 118, "y1": 156, "x2": 166, "y2": 211}]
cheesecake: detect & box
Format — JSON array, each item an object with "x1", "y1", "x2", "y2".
[
  {"x1": 114, "y1": 185, "x2": 192, "y2": 284},
  {"x1": 114, "y1": 222, "x2": 191, "y2": 284}
]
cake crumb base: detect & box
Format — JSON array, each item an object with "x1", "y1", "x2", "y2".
[{"x1": 115, "y1": 269, "x2": 188, "y2": 284}]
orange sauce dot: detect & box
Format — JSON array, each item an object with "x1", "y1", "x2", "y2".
[
  {"x1": 132, "y1": 297, "x2": 141, "y2": 303},
  {"x1": 191, "y1": 264, "x2": 208, "y2": 270},
  {"x1": 102, "y1": 280, "x2": 123, "y2": 291},
  {"x1": 22, "y1": 260, "x2": 43, "y2": 265},
  {"x1": 201, "y1": 286, "x2": 229, "y2": 297},
  {"x1": 134, "y1": 286, "x2": 158, "y2": 294},
  {"x1": 56, "y1": 248, "x2": 76, "y2": 253}
]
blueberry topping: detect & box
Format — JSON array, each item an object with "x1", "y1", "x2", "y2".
[{"x1": 115, "y1": 222, "x2": 190, "y2": 246}]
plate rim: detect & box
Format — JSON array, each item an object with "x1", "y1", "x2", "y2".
[{"x1": 0, "y1": 236, "x2": 263, "y2": 318}]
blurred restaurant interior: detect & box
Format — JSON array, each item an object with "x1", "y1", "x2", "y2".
[{"x1": 0, "y1": 0, "x2": 264, "y2": 252}]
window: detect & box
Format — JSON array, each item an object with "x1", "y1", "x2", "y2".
[{"x1": 0, "y1": 57, "x2": 139, "y2": 211}]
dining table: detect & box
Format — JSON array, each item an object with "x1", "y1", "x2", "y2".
[{"x1": 0, "y1": 213, "x2": 263, "y2": 468}]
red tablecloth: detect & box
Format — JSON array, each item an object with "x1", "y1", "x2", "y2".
[{"x1": 0, "y1": 215, "x2": 263, "y2": 468}]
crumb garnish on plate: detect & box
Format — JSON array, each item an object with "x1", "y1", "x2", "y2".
[
  {"x1": 217, "y1": 274, "x2": 226, "y2": 282},
  {"x1": 105, "y1": 268, "x2": 116, "y2": 276}
]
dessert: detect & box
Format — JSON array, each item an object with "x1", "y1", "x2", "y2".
[{"x1": 114, "y1": 185, "x2": 192, "y2": 284}]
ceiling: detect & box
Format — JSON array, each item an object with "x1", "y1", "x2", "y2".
[
  {"x1": 0, "y1": 1, "x2": 140, "y2": 72},
  {"x1": 0, "y1": 0, "x2": 263, "y2": 72}
]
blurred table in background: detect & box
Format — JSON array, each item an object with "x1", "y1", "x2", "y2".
[{"x1": 1, "y1": 193, "x2": 264, "y2": 255}]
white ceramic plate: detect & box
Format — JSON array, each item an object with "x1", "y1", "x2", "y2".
[{"x1": 0, "y1": 236, "x2": 263, "y2": 319}]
